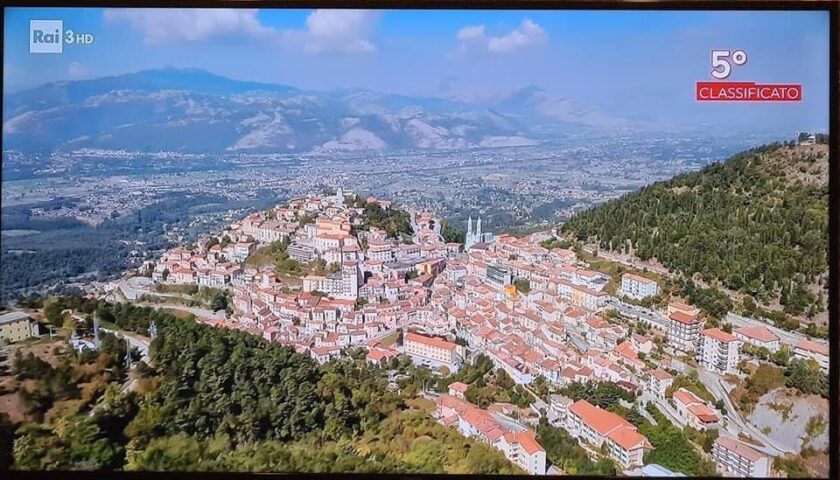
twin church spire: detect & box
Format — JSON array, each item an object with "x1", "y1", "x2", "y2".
[{"x1": 466, "y1": 215, "x2": 483, "y2": 249}]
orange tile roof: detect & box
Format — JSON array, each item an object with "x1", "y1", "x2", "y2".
[
  {"x1": 669, "y1": 311, "x2": 699, "y2": 325},
  {"x1": 650, "y1": 368, "x2": 674, "y2": 381},
  {"x1": 688, "y1": 403, "x2": 719, "y2": 423},
  {"x1": 715, "y1": 436, "x2": 767, "y2": 462},
  {"x1": 568, "y1": 399, "x2": 632, "y2": 436},
  {"x1": 405, "y1": 332, "x2": 458, "y2": 351},
  {"x1": 795, "y1": 339, "x2": 829, "y2": 356},
  {"x1": 734, "y1": 326, "x2": 778, "y2": 343},
  {"x1": 437, "y1": 394, "x2": 473, "y2": 415},
  {"x1": 703, "y1": 327, "x2": 738, "y2": 343},
  {"x1": 503, "y1": 430, "x2": 545, "y2": 455},
  {"x1": 673, "y1": 388, "x2": 703, "y2": 406},
  {"x1": 608, "y1": 425, "x2": 652, "y2": 451},
  {"x1": 448, "y1": 381, "x2": 469, "y2": 393}
]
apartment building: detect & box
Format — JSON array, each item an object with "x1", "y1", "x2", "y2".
[
  {"x1": 566, "y1": 399, "x2": 653, "y2": 469},
  {"x1": 497, "y1": 431, "x2": 547, "y2": 475},
  {"x1": 712, "y1": 436, "x2": 771, "y2": 477},
  {"x1": 698, "y1": 328, "x2": 741, "y2": 375},
  {"x1": 619, "y1": 273, "x2": 659, "y2": 300},
  {"x1": 793, "y1": 339, "x2": 829, "y2": 373},
  {"x1": 646, "y1": 368, "x2": 674, "y2": 399},
  {"x1": 404, "y1": 331, "x2": 463, "y2": 371},
  {"x1": 667, "y1": 311, "x2": 702, "y2": 353}
]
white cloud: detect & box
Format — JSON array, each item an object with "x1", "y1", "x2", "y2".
[
  {"x1": 103, "y1": 8, "x2": 272, "y2": 44},
  {"x1": 487, "y1": 19, "x2": 547, "y2": 53},
  {"x1": 104, "y1": 8, "x2": 380, "y2": 54},
  {"x1": 67, "y1": 61, "x2": 88, "y2": 79},
  {"x1": 452, "y1": 19, "x2": 547, "y2": 56},
  {"x1": 284, "y1": 10, "x2": 380, "y2": 54},
  {"x1": 457, "y1": 25, "x2": 485, "y2": 43}
]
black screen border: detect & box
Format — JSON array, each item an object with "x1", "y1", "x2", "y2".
[{"x1": 0, "y1": 2, "x2": 837, "y2": 480}]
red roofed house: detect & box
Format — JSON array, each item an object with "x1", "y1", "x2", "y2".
[
  {"x1": 734, "y1": 325, "x2": 780, "y2": 353},
  {"x1": 620, "y1": 273, "x2": 659, "y2": 300},
  {"x1": 448, "y1": 381, "x2": 469, "y2": 399},
  {"x1": 673, "y1": 388, "x2": 719, "y2": 431},
  {"x1": 435, "y1": 395, "x2": 546, "y2": 475},
  {"x1": 698, "y1": 328, "x2": 741, "y2": 374},
  {"x1": 566, "y1": 399, "x2": 653, "y2": 469},
  {"x1": 366, "y1": 347, "x2": 399, "y2": 366}
]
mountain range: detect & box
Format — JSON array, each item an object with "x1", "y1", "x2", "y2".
[{"x1": 2, "y1": 68, "x2": 629, "y2": 154}]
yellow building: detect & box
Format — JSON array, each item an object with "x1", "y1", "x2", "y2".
[{"x1": 0, "y1": 312, "x2": 37, "y2": 343}]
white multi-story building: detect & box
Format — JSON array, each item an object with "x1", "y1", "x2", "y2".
[
  {"x1": 793, "y1": 339, "x2": 829, "y2": 373},
  {"x1": 566, "y1": 400, "x2": 652, "y2": 469},
  {"x1": 698, "y1": 328, "x2": 741, "y2": 375},
  {"x1": 497, "y1": 431, "x2": 546, "y2": 475},
  {"x1": 667, "y1": 311, "x2": 703, "y2": 353},
  {"x1": 619, "y1": 273, "x2": 659, "y2": 300},
  {"x1": 712, "y1": 436, "x2": 771, "y2": 477},
  {"x1": 301, "y1": 264, "x2": 360, "y2": 300},
  {"x1": 404, "y1": 332, "x2": 463, "y2": 372},
  {"x1": 646, "y1": 368, "x2": 674, "y2": 399}
]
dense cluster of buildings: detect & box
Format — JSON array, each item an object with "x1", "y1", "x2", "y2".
[{"x1": 146, "y1": 190, "x2": 826, "y2": 477}]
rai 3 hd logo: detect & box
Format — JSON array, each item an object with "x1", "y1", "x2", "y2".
[{"x1": 30, "y1": 20, "x2": 94, "y2": 54}]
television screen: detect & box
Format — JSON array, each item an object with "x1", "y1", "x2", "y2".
[{"x1": 0, "y1": 5, "x2": 833, "y2": 478}]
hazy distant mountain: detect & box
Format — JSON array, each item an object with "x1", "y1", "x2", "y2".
[{"x1": 3, "y1": 68, "x2": 621, "y2": 154}]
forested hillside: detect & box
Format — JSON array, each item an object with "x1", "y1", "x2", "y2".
[
  {"x1": 563, "y1": 142, "x2": 828, "y2": 316},
  {"x1": 3, "y1": 301, "x2": 519, "y2": 473}
]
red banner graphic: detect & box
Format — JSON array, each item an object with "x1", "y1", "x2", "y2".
[{"x1": 696, "y1": 82, "x2": 802, "y2": 102}]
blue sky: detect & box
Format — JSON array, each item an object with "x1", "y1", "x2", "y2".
[{"x1": 3, "y1": 8, "x2": 831, "y2": 133}]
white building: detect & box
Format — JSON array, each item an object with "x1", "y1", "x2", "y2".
[
  {"x1": 734, "y1": 325, "x2": 780, "y2": 353},
  {"x1": 497, "y1": 431, "x2": 546, "y2": 475},
  {"x1": 698, "y1": 328, "x2": 741, "y2": 375},
  {"x1": 566, "y1": 399, "x2": 653, "y2": 469},
  {"x1": 712, "y1": 436, "x2": 771, "y2": 477},
  {"x1": 646, "y1": 368, "x2": 674, "y2": 399},
  {"x1": 404, "y1": 332, "x2": 463, "y2": 372},
  {"x1": 672, "y1": 388, "x2": 719, "y2": 431},
  {"x1": 793, "y1": 339, "x2": 829, "y2": 373},
  {"x1": 667, "y1": 311, "x2": 703, "y2": 353},
  {"x1": 619, "y1": 273, "x2": 659, "y2": 300},
  {"x1": 0, "y1": 312, "x2": 39, "y2": 343}
]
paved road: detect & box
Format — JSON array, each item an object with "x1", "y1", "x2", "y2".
[
  {"x1": 101, "y1": 327, "x2": 151, "y2": 360},
  {"x1": 694, "y1": 367, "x2": 795, "y2": 456},
  {"x1": 606, "y1": 298, "x2": 669, "y2": 330},
  {"x1": 137, "y1": 302, "x2": 226, "y2": 321},
  {"x1": 581, "y1": 246, "x2": 670, "y2": 276}
]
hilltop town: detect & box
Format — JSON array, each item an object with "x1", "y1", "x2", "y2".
[{"x1": 134, "y1": 188, "x2": 828, "y2": 476}]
